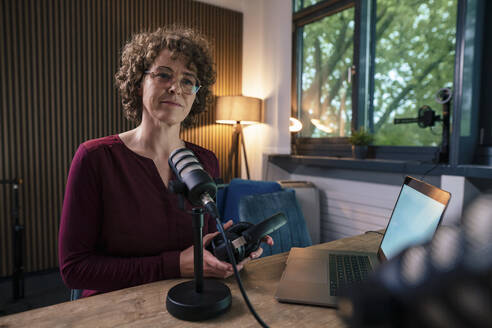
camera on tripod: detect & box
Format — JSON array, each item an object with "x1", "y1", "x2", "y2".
[{"x1": 393, "y1": 88, "x2": 452, "y2": 163}]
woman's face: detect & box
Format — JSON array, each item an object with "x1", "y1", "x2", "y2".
[{"x1": 140, "y1": 49, "x2": 198, "y2": 127}]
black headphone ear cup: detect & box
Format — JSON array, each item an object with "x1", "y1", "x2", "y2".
[
  {"x1": 210, "y1": 222, "x2": 255, "y2": 263},
  {"x1": 209, "y1": 233, "x2": 234, "y2": 262},
  {"x1": 227, "y1": 222, "x2": 254, "y2": 262},
  {"x1": 231, "y1": 222, "x2": 261, "y2": 259},
  {"x1": 212, "y1": 232, "x2": 225, "y2": 244}
]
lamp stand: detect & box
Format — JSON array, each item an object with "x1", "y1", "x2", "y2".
[
  {"x1": 236, "y1": 123, "x2": 251, "y2": 179},
  {"x1": 291, "y1": 132, "x2": 298, "y2": 156},
  {"x1": 166, "y1": 208, "x2": 232, "y2": 321},
  {"x1": 226, "y1": 123, "x2": 251, "y2": 180}
]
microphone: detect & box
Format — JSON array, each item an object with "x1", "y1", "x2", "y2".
[
  {"x1": 168, "y1": 147, "x2": 270, "y2": 327},
  {"x1": 166, "y1": 147, "x2": 232, "y2": 321},
  {"x1": 168, "y1": 147, "x2": 219, "y2": 218}
]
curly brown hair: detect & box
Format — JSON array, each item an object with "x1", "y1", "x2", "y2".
[{"x1": 115, "y1": 26, "x2": 216, "y2": 127}]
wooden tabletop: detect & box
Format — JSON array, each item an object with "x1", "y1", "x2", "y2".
[{"x1": 0, "y1": 231, "x2": 383, "y2": 328}]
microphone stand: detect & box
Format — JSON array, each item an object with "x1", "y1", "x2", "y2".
[
  {"x1": 1, "y1": 178, "x2": 25, "y2": 300},
  {"x1": 192, "y1": 208, "x2": 205, "y2": 293},
  {"x1": 166, "y1": 183, "x2": 232, "y2": 321}
]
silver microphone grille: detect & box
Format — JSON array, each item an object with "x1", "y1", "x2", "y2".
[{"x1": 170, "y1": 148, "x2": 204, "y2": 179}]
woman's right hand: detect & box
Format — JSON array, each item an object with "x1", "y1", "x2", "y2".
[{"x1": 179, "y1": 220, "x2": 239, "y2": 279}]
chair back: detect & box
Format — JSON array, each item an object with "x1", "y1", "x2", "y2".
[
  {"x1": 238, "y1": 189, "x2": 312, "y2": 257},
  {"x1": 216, "y1": 179, "x2": 282, "y2": 223}
]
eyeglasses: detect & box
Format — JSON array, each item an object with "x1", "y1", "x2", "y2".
[{"x1": 144, "y1": 69, "x2": 201, "y2": 95}]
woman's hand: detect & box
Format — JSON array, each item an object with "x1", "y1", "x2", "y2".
[
  {"x1": 179, "y1": 220, "x2": 274, "y2": 279},
  {"x1": 180, "y1": 220, "x2": 234, "y2": 278}
]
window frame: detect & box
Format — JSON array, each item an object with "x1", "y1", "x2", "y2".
[
  {"x1": 292, "y1": 0, "x2": 476, "y2": 164},
  {"x1": 292, "y1": 0, "x2": 360, "y2": 149}
]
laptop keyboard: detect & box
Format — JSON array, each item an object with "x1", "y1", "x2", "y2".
[{"x1": 329, "y1": 254, "x2": 373, "y2": 296}]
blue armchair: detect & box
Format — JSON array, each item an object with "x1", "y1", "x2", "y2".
[
  {"x1": 238, "y1": 189, "x2": 312, "y2": 257},
  {"x1": 216, "y1": 178, "x2": 282, "y2": 223}
]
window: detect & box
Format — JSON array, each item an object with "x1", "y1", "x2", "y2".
[
  {"x1": 298, "y1": 6, "x2": 355, "y2": 138},
  {"x1": 371, "y1": 0, "x2": 457, "y2": 146},
  {"x1": 293, "y1": 0, "x2": 461, "y2": 157}
]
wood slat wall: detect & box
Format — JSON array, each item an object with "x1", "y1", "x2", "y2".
[{"x1": 0, "y1": 0, "x2": 242, "y2": 277}]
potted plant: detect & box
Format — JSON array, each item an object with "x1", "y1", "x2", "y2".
[{"x1": 348, "y1": 127, "x2": 374, "y2": 159}]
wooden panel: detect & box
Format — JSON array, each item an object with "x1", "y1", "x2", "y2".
[{"x1": 0, "y1": 0, "x2": 242, "y2": 277}]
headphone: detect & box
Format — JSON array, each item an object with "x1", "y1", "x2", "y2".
[{"x1": 208, "y1": 212, "x2": 287, "y2": 263}]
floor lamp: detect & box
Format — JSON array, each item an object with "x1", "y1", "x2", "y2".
[{"x1": 216, "y1": 96, "x2": 262, "y2": 180}]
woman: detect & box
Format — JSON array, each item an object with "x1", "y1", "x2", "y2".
[{"x1": 58, "y1": 26, "x2": 273, "y2": 298}]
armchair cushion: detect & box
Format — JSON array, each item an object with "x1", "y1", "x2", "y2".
[
  {"x1": 217, "y1": 179, "x2": 282, "y2": 223},
  {"x1": 238, "y1": 189, "x2": 312, "y2": 257}
]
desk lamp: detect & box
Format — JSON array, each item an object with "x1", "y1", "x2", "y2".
[{"x1": 216, "y1": 96, "x2": 262, "y2": 180}]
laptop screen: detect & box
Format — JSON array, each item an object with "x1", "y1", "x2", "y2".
[{"x1": 379, "y1": 181, "x2": 447, "y2": 260}]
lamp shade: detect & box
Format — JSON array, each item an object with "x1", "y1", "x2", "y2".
[{"x1": 216, "y1": 96, "x2": 262, "y2": 125}]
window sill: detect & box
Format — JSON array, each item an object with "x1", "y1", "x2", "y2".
[{"x1": 268, "y1": 154, "x2": 492, "y2": 179}]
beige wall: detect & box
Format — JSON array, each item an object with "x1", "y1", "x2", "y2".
[{"x1": 199, "y1": 0, "x2": 293, "y2": 180}]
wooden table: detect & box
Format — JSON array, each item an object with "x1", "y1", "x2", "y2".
[{"x1": 0, "y1": 232, "x2": 383, "y2": 328}]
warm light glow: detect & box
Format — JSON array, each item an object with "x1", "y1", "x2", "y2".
[
  {"x1": 216, "y1": 120, "x2": 237, "y2": 125},
  {"x1": 216, "y1": 120, "x2": 259, "y2": 125},
  {"x1": 311, "y1": 119, "x2": 333, "y2": 133},
  {"x1": 289, "y1": 117, "x2": 303, "y2": 133}
]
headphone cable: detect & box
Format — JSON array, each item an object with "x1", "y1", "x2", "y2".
[{"x1": 215, "y1": 218, "x2": 269, "y2": 328}]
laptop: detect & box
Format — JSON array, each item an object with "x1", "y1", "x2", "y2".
[{"x1": 275, "y1": 176, "x2": 451, "y2": 307}]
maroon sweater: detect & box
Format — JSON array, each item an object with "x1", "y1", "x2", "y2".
[{"x1": 58, "y1": 135, "x2": 219, "y2": 298}]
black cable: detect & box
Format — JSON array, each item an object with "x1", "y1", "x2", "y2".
[
  {"x1": 215, "y1": 218, "x2": 269, "y2": 328},
  {"x1": 365, "y1": 230, "x2": 384, "y2": 236},
  {"x1": 420, "y1": 162, "x2": 440, "y2": 181},
  {"x1": 414, "y1": 144, "x2": 441, "y2": 181},
  {"x1": 420, "y1": 147, "x2": 441, "y2": 180},
  {"x1": 429, "y1": 124, "x2": 441, "y2": 136}
]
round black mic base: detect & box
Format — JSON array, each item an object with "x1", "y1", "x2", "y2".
[{"x1": 166, "y1": 279, "x2": 232, "y2": 321}]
